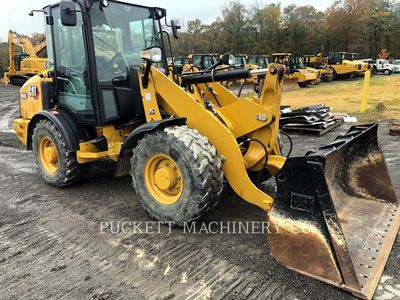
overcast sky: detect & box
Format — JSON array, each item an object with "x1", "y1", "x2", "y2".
[{"x1": 0, "y1": 0, "x2": 332, "y2": 42}]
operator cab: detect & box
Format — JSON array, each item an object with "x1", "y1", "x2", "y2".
[
  {"x1": 328, "y1": 52, "x2": 345, "y2": 65},
  {"x1": 248, "y1": 55, "x2": 268, "y2": 68},
  {"x1": 43, "y1": 0, "x2": 172, "y2": 126},
  {"x1": 189, "y1": 54, "x2": 218, "y2": 70},
  {"x1": 14, "y1": 54, "x2": 30, "y2": 71},
  {"x1": 174, "y1": 57, "x2": 190, "y2": 66}
]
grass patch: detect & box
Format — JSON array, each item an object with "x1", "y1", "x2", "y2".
[{"x1": 281, "y1": 74, "x2": 400, "y2": 121}]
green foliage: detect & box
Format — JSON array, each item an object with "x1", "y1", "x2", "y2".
[
  {"x1": 170, "y1": 0, "x2": 400, "y2": 58},
  {"x1": 0, "y1": 42, "x2": 9, "y2": 76}
]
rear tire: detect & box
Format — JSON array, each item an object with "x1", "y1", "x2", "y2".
[
  {"x1": 131, "y1": 125, "x2": 224, "y2": 226},
  {"x1": 32, "y1": 119, "x2": 89, "y2": 187},
  {"x1": 298, "y1": 82, "x2": 308, "y2": 87}
]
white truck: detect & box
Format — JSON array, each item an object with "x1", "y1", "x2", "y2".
[
  {"x1": 393, "y1": 60, "x2": 400, "y2": 73},
  {"x1": 361, "y1": 59, "x2": 399, "y2": 75}
]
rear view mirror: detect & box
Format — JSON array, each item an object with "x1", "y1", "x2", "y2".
[
  {"x1": 171, "y1": 20, "x2": 180, "y2": 39},
  {"x1": 60, "y1": 0, "x2": 77, "y2": 26}
]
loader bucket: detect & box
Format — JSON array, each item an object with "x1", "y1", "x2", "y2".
[
  {"x1": 228, "y1": 82, "x2": 257, "y2": 97},
  {"x1": 267, "y1": 124, "x2": 399, "y2": 299},
  {"x1": 283, "y1": 77, "x2": 299, "y2": 91}
]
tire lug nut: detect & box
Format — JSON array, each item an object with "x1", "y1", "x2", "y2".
[
  {"x1": 175, "y1": 185, "x2": 180, "y2": 189},
  {"x1": 165, "y1": 162, "x2": 169, "y2": 166},
  {"x1": 172, "y1": 166, "x2": 177, "y2": 170},
  {"x1": 177, "y1": 176, "x2": 181, "y2": 180}
]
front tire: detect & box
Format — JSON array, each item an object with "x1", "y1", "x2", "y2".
[
  {"x1": 130, "y1": 125, "x2": 224, "y2": 226},
  {"x1": 32, "y1": 119, "x2": 89, "y2": 187}
]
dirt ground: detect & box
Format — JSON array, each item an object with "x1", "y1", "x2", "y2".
[
  {"x1": 281, "y1": 73, "x2": 400, "y2": 121},
  {"x1": 0, "y1": 83, "x2": 400, "y2": 300}
]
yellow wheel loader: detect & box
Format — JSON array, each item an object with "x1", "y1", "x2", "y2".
[
  {"x1": 247, "y1": 55, "x2": 269, "y2": 94},
  {"x1": 187, "y1": 54, "x2": 218, "y2": 71},
  {"x1": 3, "y1": 30, "x2": 49, "y2": 86},
  {"x1": 223, "y1": 54, "x2": 259, "y2": 97},
  {"x1": 271, "y1": 53, "x2": 317, "y2": 90},
  {"x1": 248, "y1": 55, "x2": 268, "y2": 69},
  {"x1": 14, "y1": 1, "x2": 399, "y2": 299}
]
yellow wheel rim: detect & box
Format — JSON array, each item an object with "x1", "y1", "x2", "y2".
[
  {"x1": 144, "y1": 154, "x2": 183, "y2": 205},
  {"x1": 39, "y1": 137, "x2": 59, "y2": 174}
]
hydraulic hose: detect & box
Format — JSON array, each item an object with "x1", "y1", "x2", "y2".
[
  {"x1": 239, "y1": 138, "x2": 269, "y2": 187},
  {"x1": 279, "y1": 131, "x2": 293, "y2": 158}
]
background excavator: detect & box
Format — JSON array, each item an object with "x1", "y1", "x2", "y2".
[
  {"x1": 13, "y1": 1, "x2": 399, "y2": 299},
  {"x1": 3, "y1": 30, "x2": 48, "y2": 86},
  {"x1": 34, "y1": 37, "x2": 47, "y2": 57}
]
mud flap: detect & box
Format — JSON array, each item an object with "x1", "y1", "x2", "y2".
[
  {"x1": 283, "y1": 77, "x2": 299, "y2": 91},
  {"x1": 267, "y1": 124, "x2": 399, "y2": 299}
]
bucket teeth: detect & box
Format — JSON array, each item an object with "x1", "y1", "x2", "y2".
[{"x1": 267, "y1": 124, "x2": 400, "y2": 299}]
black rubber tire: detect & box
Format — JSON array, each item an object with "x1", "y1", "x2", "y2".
[
  {"x1": 298, "y1": 81, "x2": 308, "y2": 87},
  {"x1": 130, "y1": 125, "x2": 224, "y2": 226},
  {"x1": 32, "y1": 119, "x2": 89, "y2": 187},
  {"x1": 384, "y1": 69, "x2": 391, "y2": 75},
  {"x1": 332, "y1": 70, "x2": 338, "y2": 80}
]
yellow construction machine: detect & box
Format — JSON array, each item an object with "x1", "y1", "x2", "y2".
[
  {"x1": 304, "y1": 55, "x2": 334, "y2": 82},
  {"x1": 324, "y1": 52, "x2": 359, "y2": 79},
  {"x1": 3, "y1": 30, "x2": 48, "y2": 85},
  {"x1": 343, "y1": 52, "x2": 371, "y2": 76},
  {"x1": 34, "y1": 38, "x2": 47, "y2": 57},
  {"x1": 221, "y1": 54, "x2": 260, "y2": 97},
  {"x1": 246, "y1": 55, "x2": 269, "y2": 94},
  {"x1": 247, "y1": 55, "x2": 269, "y2": 68},
  {"x1": 14, "y1": 1, "x2": 399, "y2": 299},
  {"x1": 186, "y1": 53, "x2": 218, "y2": 71},
  {"x1": 271, "y1": 53, "x2": 317, "y2": 90}
]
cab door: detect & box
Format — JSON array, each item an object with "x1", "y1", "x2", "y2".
[{"x1": 49, "y1": 4, "x2": 97, "y2": 125}]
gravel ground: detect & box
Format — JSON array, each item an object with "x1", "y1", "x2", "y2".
[{"x1": 0, "y1": 83, "x2": 399, "y2": 300}]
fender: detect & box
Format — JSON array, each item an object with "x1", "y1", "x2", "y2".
[
  {"x1": 27, "y1": 109, "x2": 89, "y2": 151},
  {"x1": 115, "y1": 117, "x2": 186, "y2": 177}
]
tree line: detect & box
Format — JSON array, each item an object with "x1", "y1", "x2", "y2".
[
  {"x1": 170, "y1": 0, "x2": 400, "y2": 59},
  {"x1": 1, "y1": 0, "x2": 399, "y2": 78}
]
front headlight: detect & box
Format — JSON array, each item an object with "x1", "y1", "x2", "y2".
[{"x1": 140, "y1": 47, "x2": 162, "y2": 63}]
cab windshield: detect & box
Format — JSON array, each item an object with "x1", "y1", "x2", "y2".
[
  {"x1": 258, "y1": 57, "x2": 268, "y2": 68},
  {"x1": 295, "y1": 57, "x2": 305, "y2": 68},
  {"x1": 90, "y1": 2, "x2": 162, "y2": 81},
  {"x1": 235, "y1": 56, "x2": 246, "y2": 67},
  {"x1": 344, "y1": 54, "x2": 355, "y2": 61}
]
